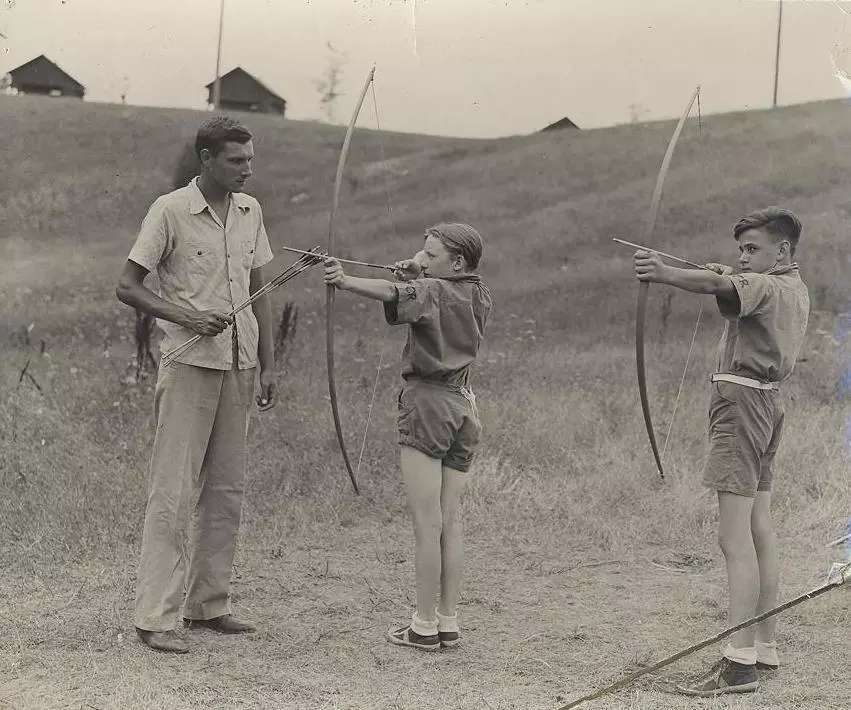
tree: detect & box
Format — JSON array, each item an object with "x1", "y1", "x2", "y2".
[
  {"x1": 628, "y1": 102, "x2": 648, "y2": 124},
  {"x1": 172, "y1": 142, "x2": 201, "y2": 191},
  {"x1": 314, "y1": 42, "x2": 346, "y2": 123}
]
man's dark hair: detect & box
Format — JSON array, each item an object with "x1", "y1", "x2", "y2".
[
  {"x1": 733, "y1": 207, "x2": 802, "y2": 257},
  {"x1": 194, "y1": 116, "x2": 252, "y2": 159}
]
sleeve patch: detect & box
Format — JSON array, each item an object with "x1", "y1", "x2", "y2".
[{"x1": 730, "y1": 273, "x2": 774, "y2": 318}]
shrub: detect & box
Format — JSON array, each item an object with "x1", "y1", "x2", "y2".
[{"x1": 172, "y1": 141, "x2": 200, "y2": 190}]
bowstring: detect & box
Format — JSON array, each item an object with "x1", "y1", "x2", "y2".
[
  {"x1": 660, "y1": 88, "x2": 706, "y2": 464},
  {"x1": 353, "y1": 78, "x2": 397, "y2": 477}
]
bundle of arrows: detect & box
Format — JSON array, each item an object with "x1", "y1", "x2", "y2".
[{"x1": 160, "y1": 246, "x2": 326, "y2": 368}]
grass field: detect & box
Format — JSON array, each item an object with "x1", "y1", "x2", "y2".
[{"x1": 1, "y1": 92, "x2": 850, "y2": 709}]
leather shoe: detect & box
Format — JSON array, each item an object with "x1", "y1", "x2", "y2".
[
  {"x1": 135, "y1": 628, "x2": 190, "y2": 654},
  {"x1": 183, "y1": 614, "x2": 256, "y2": 634}
]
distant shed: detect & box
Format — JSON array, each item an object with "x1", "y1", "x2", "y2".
[
  {"x1": 8, "y1": 55, "x2": 85, "y2": 99},
  {"x1": 541, "y1": 117, "x2": 579, "y2": 132},
  {"x1": 206, "y1": 67, "x2": 287, "y2": 116}
]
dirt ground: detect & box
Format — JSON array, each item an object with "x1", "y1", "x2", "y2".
[{"x1": 2, "y1": 517, "x2": 849, "y2": 710}]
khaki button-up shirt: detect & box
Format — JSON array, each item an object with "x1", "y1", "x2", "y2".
[
  {"x1": 716, "y1": 264, "x2": 810, "y2": 383},
  {"x1": 383, "y1": 275, "x2": 492, "y2": 387},
  {"x1": 128, "y1": 178, "x2": 274, "y2": 370}
]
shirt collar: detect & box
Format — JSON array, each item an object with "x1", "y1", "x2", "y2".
[
  {"x1": 188, "y1": 177, "x2": 251, "y2": 215},
  {"x1": 440, "y1": 273, "x2": 482, "y2": 284},
  {"x1": 767, "y1": 262, "x2": 798, "y2": 276},
  {"x1": 231, "y1": 191, "x2": 252, "y2": 212}
]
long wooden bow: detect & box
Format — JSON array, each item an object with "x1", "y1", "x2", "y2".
[
  {"x1": 636, "y1": 85, "x2": 700, "y2": 481},
  {"x1": 326, "y1": 66, "x2": 376, "y2": 496}
]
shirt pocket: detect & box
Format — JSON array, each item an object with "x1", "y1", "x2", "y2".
[
  {"x1": 178, "y1": 239, "x2": 215, "y2": 278},
  {"x1": 241, "y1": 235, "x2": 256, "y2": 270}
]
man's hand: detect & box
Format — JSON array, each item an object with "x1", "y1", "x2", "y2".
[
  {"x1": 182, "y1": 310, "x2": 233, "y2": 336},
  {"x1": 633, "y1": 250, "x2": 669, "y2": 283},
  {"x1": 324, "y1": 257, "x2": 347, "y2": 288},
  {"x1": 256, "y1": 369, "x2": 277, "y2": 411},
  {"x1": 704, "y1": 262, "x2": 734, "y2": 276},
  {"x1": 392, "y1": 258, "x2": 422, "y2": 282}
]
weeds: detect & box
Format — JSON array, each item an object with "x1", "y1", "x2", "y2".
[{"x1": 274, "y1": 301, "x2": 298, "y2": 369}]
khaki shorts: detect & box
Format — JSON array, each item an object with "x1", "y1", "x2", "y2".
[
  {"x1": 702, "y1": 381, "x2": 785, "y2": 497},
  {"x1": 397, "y1": 380, "x2": 481, "y2": 472}
]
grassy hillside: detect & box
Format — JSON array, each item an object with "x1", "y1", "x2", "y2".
[{"x1": 1, "y1": 94, "x2": 849, "y2": 709}]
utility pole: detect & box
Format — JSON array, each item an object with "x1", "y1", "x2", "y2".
[
  {"x1": 212, "y1": 0, "x2": 225, "y2": 109},
  {"x1": 772, "y1": 0, "x2": 783, "y2": 107}
]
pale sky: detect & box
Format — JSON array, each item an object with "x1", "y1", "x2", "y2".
[{"x1": 2, "y1": 0, "x2": 851, "y2": 138}]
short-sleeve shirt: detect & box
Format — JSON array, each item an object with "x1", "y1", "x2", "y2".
[
  {"x1": 715, "y1": 263, "x2": 810, "y2": 383},
  {"x1": 384, "y1": 274, "x2": 492, "y2": 387},
  {"x1": 127, "y1": 177, "x2": 274, "y2": 370}
]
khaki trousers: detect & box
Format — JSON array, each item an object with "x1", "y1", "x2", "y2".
[{"x1": 135, "y1": 360, "x2": 255, "y2": 632}]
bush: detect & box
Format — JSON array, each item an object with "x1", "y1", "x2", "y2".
[{"x1": 172, "y1": 141, "x2": 200, "y2": 190}]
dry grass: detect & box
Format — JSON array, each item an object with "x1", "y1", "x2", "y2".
[{"x1": 1, "y1": 94, "x2": 850, "y2": 708}]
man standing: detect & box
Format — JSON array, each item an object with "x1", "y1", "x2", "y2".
[{"x1": 117, "y1": 116, "x2": 277, "y2": 653}]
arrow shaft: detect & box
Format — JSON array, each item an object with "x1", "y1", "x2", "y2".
[
  {"x1": 281, "y1": 245, "x2": 394, "y2": 271},
  {"x1": 558, "y1": 563, "x2": 850, "y2": 709},
  {"x1": 162, "y1": 250, "x2": 321, "y2": 367},
  {"x1": 613, "y1": 238, "x2": 707, "y2": 270}
]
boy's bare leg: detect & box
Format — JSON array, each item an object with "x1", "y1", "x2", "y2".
[
  {"x1": 401, "y1": 445, "x2": 443, "y2": 623},
  {"x1": 751, "y1": 490, "x2": 779, "y2": 643},
  {"x1": 678, "y1": 492, "x2": 763, "y2": 694},
  {"x1": 718, "y1": 491, "x2": 760, "y2": 652},
  {"x1": 438, "y1": 465, "x2": 468, "y2": 617}
]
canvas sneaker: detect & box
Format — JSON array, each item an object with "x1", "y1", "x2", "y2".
[
  {"x1": 677, "y1": 658, "x2": 759, "y2": 697},
  {"x1": 436, "y1": 610, "x2": 461, "y2": 648},
  {"x1": 387, "y1": 625, "x2": 440, "y2": 652},
  {"x1": 438, "y1": 629, "x2": 461, "y2": 648}
]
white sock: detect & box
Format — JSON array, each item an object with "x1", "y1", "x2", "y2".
[
  {"x1": 723, "y1": 642, "x2": 757, "y2": 665},
  {"x1": 436, "y1": 610, "x2": 459, "y2": 633},
  {"x1": 755, "y1": 640, "x2": 779, "y2": 666},
  {"x1": 410, "y1": 612, "x2": 438, "y2": 637}
]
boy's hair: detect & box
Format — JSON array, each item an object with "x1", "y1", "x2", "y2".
[
  {"x1": 195, "y1": 116, "x2": 252, "y2": 159},
  {"x1": 425, "y1": 223, "x2": 484, "y2": 271},
  {"x1": 733, "y1": 207, "x2": 802, "y2": 257}
]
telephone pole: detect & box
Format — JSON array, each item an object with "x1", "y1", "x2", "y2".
[
  {"x1": 212, "y1": 0, "x2": 225, "y2": 109},
  {"x1": 772, "y1": 0, "x2": 783, "y2": 107}
]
